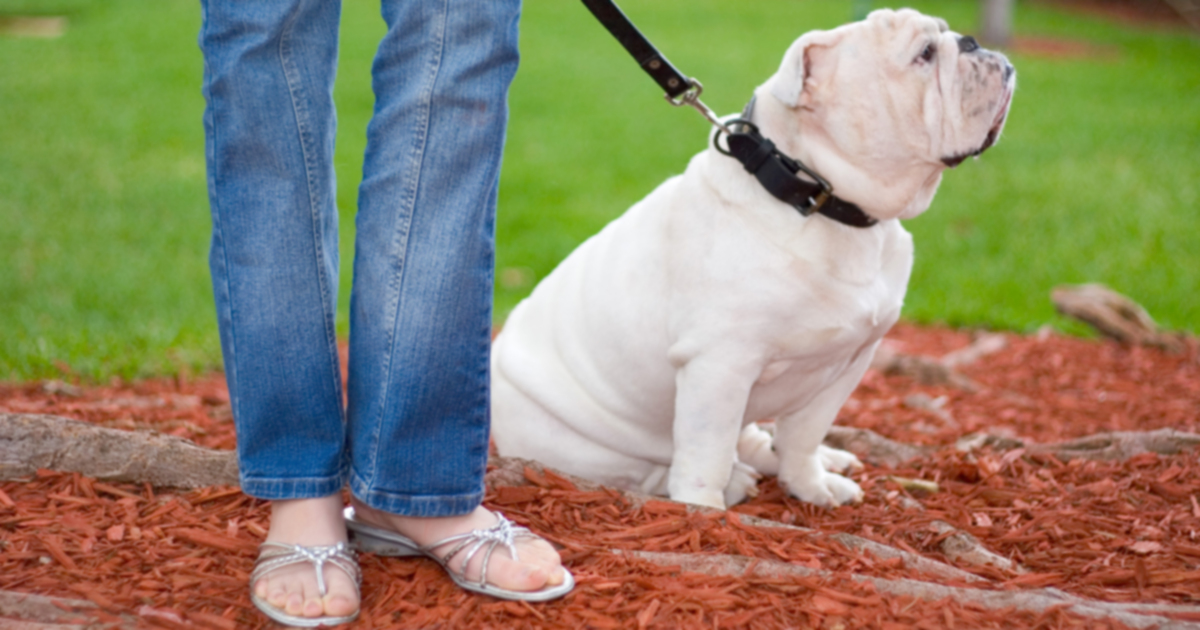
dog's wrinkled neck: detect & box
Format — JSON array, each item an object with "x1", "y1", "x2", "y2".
[
  {"x1": 733, "y1": 96, "x2": 878, "y2": 228},
  {"x1": 754, "y1": 86, "x2": 945, "y2": 222}
]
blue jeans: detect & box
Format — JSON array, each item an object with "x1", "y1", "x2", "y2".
[{"x1": 199, "y1": 0, "x2": 520, "y2": 517}]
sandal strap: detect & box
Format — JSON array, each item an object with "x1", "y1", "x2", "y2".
[
  {"x1": 251, "y1": 542, "x2": 361, "y2": 598},
  {"x1": 421, "y1": 514, "x2": 537, "y2": 589}
]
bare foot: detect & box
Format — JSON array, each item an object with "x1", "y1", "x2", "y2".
[
  {"x1": 254, "y1": 495, "x2": 360, "y2": 620},
  {"x1": 349, "y1": 499, "x2": 566, "y2": 593}
]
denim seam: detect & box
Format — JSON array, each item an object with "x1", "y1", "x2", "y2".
[
  {"x1": 200, "y1": 2, "x2": 241, "y2": 450},
  {"x1": 278, "y1": 2, "x2": 346, "y2": 430},
  {"x1": 362, "y1": 0, "x2": 450, "y2": 492}
]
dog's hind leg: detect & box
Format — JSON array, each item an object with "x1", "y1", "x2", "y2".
[
  {"x1": 724, "y1": 459, "x2": 763, "y2": 506},
  {"x1": 491, "y1": 368, "x2": 672, "y2": 495}
]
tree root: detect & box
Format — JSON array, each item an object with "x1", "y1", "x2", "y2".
[
  {"x1": 827, "y1": 425, "x2": 1200, "y2": 466},
  {"x1": 3, "y1": 412, "x2": 1197, "y2": 489},
  {"x1": 868, "y1": 331, "x2": 1009, "y2": 391},
  {"x1": 824, "y1": 425, "x2": 935, "y2": 468},
  {"x1": 1052, "y1": 283, "x2": 1188, "y2": 352},
  {"x1": 0, "y1": 413, "x2": 238, "y2": 488},
  {"x1": 749, "y1": 515, "x2": 988, "y2": 584},
  {"x1": 870, "y1": 347, "x2": 981, "y2": 391},
  {"x1": 958, "y1": 428, "x2": 1200, "y2": 462},
  {"x1": 625, "y1": 551, "x2": 1200, "y2": 630},
  {"x1": 928, "y1": 519, "x2": 1024, "y2": 574},
  {"x1": 940, "y1": 333, "x2": 1009, "y2": 368},
  {"x1": 487, "y1": 456, "x2": 985, "y2": 584}
]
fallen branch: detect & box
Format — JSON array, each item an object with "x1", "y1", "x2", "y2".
[
  {"x1": 0, "y1": 413, "x2": 238, "y2": 488},
  {"x1": 627, "y1": 551, "x2": 1200, "y2": 630},
  {"x1": 1052, "y1": 283, "x2": 1187, "y2": 352}
]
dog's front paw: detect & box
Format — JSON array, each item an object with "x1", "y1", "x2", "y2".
[
  {"x1": 723, "y1": 460, "x2": 762, "y2": 506},
  {"x1": 780, "y1": 458, "x2": 864, "y2": 508},
  {"x1": 818, "y1": 444, "x2": 864, "y2": 474}
]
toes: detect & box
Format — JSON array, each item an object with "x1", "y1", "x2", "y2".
[
  {"x1": 782, "y1": 467, "x2": 863, "y2": 508},
  {"x1": 482, "y1": 555, "x2": 543, "y2": 591},
  {"x1": 827, "y1": 472, "x2": 865, "y2": 504},
  {"x1": 818, "y1": 445, "x2": 864, "y2": 474},
  {"x1": 253, "y1": 577, "x2": 269, "y2": 600},
  {"x1": 321, "y1": 572, "x2": 360, "y2": 618},
  {"x1": 452, "y1": 536, "x2": 565, "y2": 592},
  {"x1": 267, "y1": 581, "x2": 289, "y2": 609},
  {"x1": 299, "y1": 579, "x2": 326, "y2": 618},
  {"x1": 257, "y1": 566, "x2": 359, "y2": 620},
  {"x1": 302, "y1": 594, "x2": 325, "y2": 618},
  {"x1": 284, "y1": 590, "x2": 305, "y2": 617},
  {"x1": 545, "y1": 565, "x2": 567, "y2": 586},
  {"x1": 324, "y1": 593, "x2": 358, "y2": 618}
]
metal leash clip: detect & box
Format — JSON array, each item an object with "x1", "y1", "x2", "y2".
[{"x1": 665, "y1": 78, "x2": 734, "y2": 137}]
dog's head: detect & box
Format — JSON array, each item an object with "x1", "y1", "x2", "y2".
[{"x1": 761, "y1": 8, "x2": 1015, "y2": 221}]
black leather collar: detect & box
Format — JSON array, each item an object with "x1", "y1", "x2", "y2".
[{"x1": 716, "y1": 97, "x2": 878, "y2": 229}]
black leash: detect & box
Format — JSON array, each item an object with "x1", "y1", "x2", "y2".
[{"x1": 579, "y1": 0, "x2": 878, "y2": 228}]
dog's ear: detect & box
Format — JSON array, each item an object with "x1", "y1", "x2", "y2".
[{"x1": 768, "y1": 29, "x2": 843, "y2": 109}]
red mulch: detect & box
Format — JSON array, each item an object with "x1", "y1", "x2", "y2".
[{"x1": 2, "y1": 324, "x2": 1199, "y2": 629}]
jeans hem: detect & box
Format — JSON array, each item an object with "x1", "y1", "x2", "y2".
[
  {"x1": 350, "y1": 474, "x2": 483, "y2": 517},
  {"x1": 240, "y1": 474, "x2": 346, "y2": 501}
]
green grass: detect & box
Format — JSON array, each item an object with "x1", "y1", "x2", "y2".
[{"x1": 1, "y1": 0, "x2": 1197, "y2": 381}]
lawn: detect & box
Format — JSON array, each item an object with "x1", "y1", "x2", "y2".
[{"x1": 1, "y1": 0, "x2": 1197, "y2": 381}]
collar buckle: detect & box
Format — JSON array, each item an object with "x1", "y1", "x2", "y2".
[
  {"x1": 774, "y1": 150, "x2": 833, "y2": 216},
  {"x1": 803, "y1": 189, "x2": 832, "y2": 216}
]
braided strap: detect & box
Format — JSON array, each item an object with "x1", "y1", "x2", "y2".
[
  {"x1": 251, "y1": 542, "x2": 361, "y2": 598},
  {"x1": 423, "y1": 514, "x2": 537, "y2": 589}
]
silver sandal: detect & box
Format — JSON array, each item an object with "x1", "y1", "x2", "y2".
[
  {"x1": 249, "y1": 542, "x2": 361, "y2": 628},
  {"x1": 343, "y1": 507, "x2": 574, "y2": 602}
]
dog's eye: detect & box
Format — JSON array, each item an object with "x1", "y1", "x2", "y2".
[{"x1": 918, "y1": 43, "x2": 937, "y2": 63}]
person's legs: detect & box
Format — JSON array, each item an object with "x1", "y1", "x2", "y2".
[
  {"x1": 200, "y1": 0, "x2": 357, "y2": 620},
  {"x1": 346, "y1": 0, "x2": 565, "y2": 591}
]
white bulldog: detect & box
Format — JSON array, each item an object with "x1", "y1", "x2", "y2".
[{"x1": 492, "y1": 9, "x2": 1015, "y2": 510}]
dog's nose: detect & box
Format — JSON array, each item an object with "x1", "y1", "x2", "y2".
[
  {"x1": 1003, "y1": 64, "x2": 1015, "y2": 82},
  {"x1": 958, "y1": 35, "x2": 980, "y2": 54}
]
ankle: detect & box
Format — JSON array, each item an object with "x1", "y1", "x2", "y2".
[
  {"x1": 348, "y1": 499, "x2": 494, "y2": 547},
  {"x1": 267, "y1": 495, "x2": 349, "y2": 545}
]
